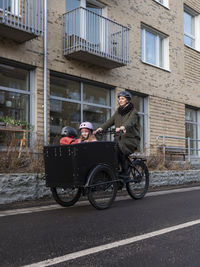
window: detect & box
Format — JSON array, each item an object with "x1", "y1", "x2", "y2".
[
  {"x1": 141, "y1": 25, "x2": 169, "y2": 70},
  {"x1": 66, "y1": 0, "x2": 106, "y2": 44},
  {"x1": 154, "y1": 0, "x2": 168, "y2": 8},
  {"x1": 129, "y1": 92, "x2": 149, "y2": 154},
  {"x1": 0, "y1": 62, "x2": 31, "y2": 146},
  {"x1": 184, "y1": 6, "x2": 200, "y2": 51},
  {"x1": 66, "y1": 0, "x2": 104, "y2": 12},
  {"x1": 185, "y1": 107, "x2": 199, "y2": 156},
  {"x1": 66, "y1": 0, "x2": 80, "y2": 12},
  {"x1": 0, "y1": 0, "x2": 19, "y2": 15},
  {"x1": 50, "y1": 73, "x2": 113, "y2": 144}
]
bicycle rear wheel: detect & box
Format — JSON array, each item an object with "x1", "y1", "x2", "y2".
[
  {"x1": 126, "y1": 160, "x2": 149, "y2": 199},
  {"x1": 88, "y1": 165, "x2": 117, "y2": 210},
  {"x1": 51, "y1": 186, "x2": 81, "y2": 207}
]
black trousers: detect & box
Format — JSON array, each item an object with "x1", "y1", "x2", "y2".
[{"x1": 117, "y1": 145, "x2": 129, "y2": 172}]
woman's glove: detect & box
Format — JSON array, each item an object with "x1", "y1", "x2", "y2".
[
  {"x1": 116, "y1": 126, "x2": 126, "y2": 133},
  {"x1": 93, "y1": 128, "x2": 103, "y2": 135}
]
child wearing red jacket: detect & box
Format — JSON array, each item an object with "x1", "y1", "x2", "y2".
[{"x1": 59, "y1": 126, "x2": 78, "y2": 145}]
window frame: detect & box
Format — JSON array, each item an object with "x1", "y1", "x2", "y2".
[
  {"x1": 141, "y1": 24, "x2": 169, "y2": 71},
  {"x1": 184, "y1": 5, "x2": 200, "y2": 51},
  {"x1": 0, "y1": 62, "x2": 35, "y2": 148},
  {"x1": 128, "y1": 91, "x2": 149, "y2": 155},
  {"x1": 185, "y1": 106, "x2": 200, "y2": 156},
  {"x1": 154, "y1": 0, "x2": 169, "y2": 9},
  {"x1": 66, "y1": 0, "x2": 107, "y2": 51}
]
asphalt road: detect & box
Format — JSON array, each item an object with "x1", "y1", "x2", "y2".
[{"x1": 1, "y1": 187, "x2": 200, "y2": 267}]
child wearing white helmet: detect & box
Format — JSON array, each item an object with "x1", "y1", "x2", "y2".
[{"x1": 75, "y1": 122, "x2": 97, "y2": 143}]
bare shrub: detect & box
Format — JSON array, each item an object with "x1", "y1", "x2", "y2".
[
  {"x1": 146, "y1": 146, "x2": 191, "y2": 171},
  {"x1": 0, "y1": 151, "x2": 44, "y2": 174},
  {"x1": 0, "y1": 133, "x2": 45, "y2": 174}
]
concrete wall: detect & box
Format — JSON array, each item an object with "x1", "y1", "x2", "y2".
[
  {"x1": 0, "y1": 171, "x2": 200, "y2": 204},
  {"x1": 0, "y1": 174, "x2": 50, "y2": 204}
]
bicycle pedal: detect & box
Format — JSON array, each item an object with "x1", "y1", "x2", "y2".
[
  {"x1": 117, "y1": 181, "x2": 124, "y2": 190},
  {"x1": 119, "y1": 173, "x2": 129, "y2": 179}
]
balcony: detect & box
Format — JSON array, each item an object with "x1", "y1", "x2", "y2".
[
  {"x1": 0, "y1": 0, "x2": 43, "y2": 43},
  {"x1": 63, "y1": 7, "x2": 129, "y2": 69}
]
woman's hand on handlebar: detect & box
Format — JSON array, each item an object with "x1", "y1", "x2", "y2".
[
  {"x1": 116, "y1": 126, "x2": 126, "y2": 133},
  {"x1": 93, "y1": 128, "x2": 103, "y2": 135}
]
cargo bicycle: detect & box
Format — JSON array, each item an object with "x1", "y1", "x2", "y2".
[{"x1": 43, "y1": 130, "x2": 149, "y2": 210}]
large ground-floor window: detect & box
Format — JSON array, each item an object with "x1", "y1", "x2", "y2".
[
  {"x1": 129, "y1": 92, "x2": 148, "y2": 153},
  {"x1": 185, "y1": 107, "x2": 199, "y2": 156},
  {"x1": 0, "y1": 62, "x2": 31, "y2": 146},
  {"x1": 50, "y1": 73, "x2": 114, "y2": 144}
]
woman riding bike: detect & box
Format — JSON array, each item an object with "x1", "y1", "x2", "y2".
[{"x1": 94, "y1": 91, "x2": 140, "y2": 177}]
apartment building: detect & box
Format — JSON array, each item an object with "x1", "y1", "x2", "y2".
[{"x1": 0, "y1": 0, "x2": 200, "y2": 156}]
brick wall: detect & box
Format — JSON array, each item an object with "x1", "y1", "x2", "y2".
[
  {"x1": 183, "y1": 1, "x2": 200, "y2": 108},
  {"x1": 149, "y1": 96, "x2": 186, "y2": 152}
]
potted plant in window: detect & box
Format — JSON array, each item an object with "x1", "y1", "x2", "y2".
[
  {"x1": 0, "y1": 117, "x2": 33, "y2": 130},
  {"x1": 0, "y1": 117, "x2": 6, "y2": 127}
]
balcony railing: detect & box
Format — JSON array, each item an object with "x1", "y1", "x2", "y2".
[
  {"x1": 0, "y1": 0, "x2": 43, "y2": 42},
  {"x1": 63, "y1": 7, "x2": 130, "y2": 69}
]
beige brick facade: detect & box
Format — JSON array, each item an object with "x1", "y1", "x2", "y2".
[
  {"x1": 149, "y1": 96, "x2": 186, "y2": 151},
  {"x1": 0, "y1": 0, "x2": 200, "y2": 154}
]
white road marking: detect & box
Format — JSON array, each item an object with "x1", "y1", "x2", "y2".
[
  {"x1": 0, "y1": 186, "x2": 200, "y2": 218},
  {"x1": 22, "y1": 218, "x2": 200, "y2": 267}
]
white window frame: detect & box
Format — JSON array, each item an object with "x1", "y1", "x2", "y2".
[
  {"x1": 78, "y1": 0, "x2": 107, "y2": 50},
  {"x1": 154, "y1": 0, "x2": 169, "y2": 9},
  {"x1": 141, "y1": 25, "x2": 169, "y2": 71},
  {"x1": 185, "y1": 107, "x2": 200, "y2": 157},
  {"x1": 184, "y1": 5, "x2": 200, "y2": 51}
]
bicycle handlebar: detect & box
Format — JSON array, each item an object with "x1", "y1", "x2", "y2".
[
  {"x1": 94, "y1": 129, "x2": 123, "y2": 142},
  {"x1": 94, "y1": 129, "x2": 123, "y2": 134}
]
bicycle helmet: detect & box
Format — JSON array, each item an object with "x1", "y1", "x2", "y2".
[
  {"x1": 118, "y1": 91, "x2": 132, "y2": 101},
  {"x1": 79, "y1": 122, "x2": 93, "y2": 131},
  {"x1": 61, "y1": 126, "x2": 78, "y2": 138}
]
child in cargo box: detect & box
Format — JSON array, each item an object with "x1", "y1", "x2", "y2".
[
  {"x1": 59, "y1": 126, "x2": 78, "y2": 145},
  {"x1": 59, "y1": 122, "x2": 97, "y2": 145},
  {"x1": 74, "y1": 122, "x2": 97, "y2": 143}
]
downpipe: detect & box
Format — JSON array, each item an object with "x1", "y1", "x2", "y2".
[{"x1": 44, "y1": 0, "x2": 48, "y2": 145}]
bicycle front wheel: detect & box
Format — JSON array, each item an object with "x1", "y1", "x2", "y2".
[
  {"x1": 88, "y1": 165, "x2": 117, "y2": 210},
  {"x1": 126, "y1": 160, "x2": 149, "y2": 199},
  {"x1": 51, "y1": 187, "x2": 81, "y2": 207}
]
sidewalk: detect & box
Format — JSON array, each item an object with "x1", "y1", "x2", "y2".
[{"x1": 1, "y1": 182, "x2": 200, "y2": 212}]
